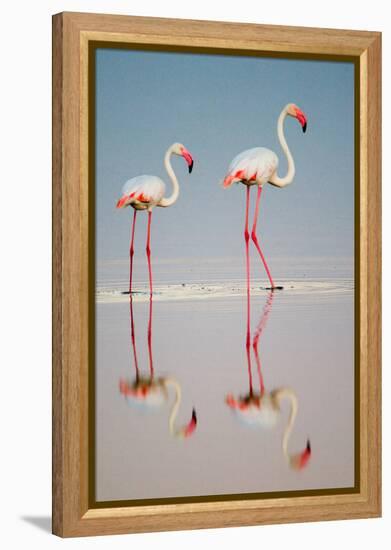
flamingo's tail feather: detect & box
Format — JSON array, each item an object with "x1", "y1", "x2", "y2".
[
  {"x1": 222, "y1": 175, "x2": 235, "y2": 188},
  {"x1": 116, "y1": 196, "x2": 129, "y2": 209},
  {"x1": 222, "y1": 170, "x2": 246, "y2": 188}
]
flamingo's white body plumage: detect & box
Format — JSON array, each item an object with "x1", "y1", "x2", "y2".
[
  {"x1": 121, "y1": 379, "x2": 167, "y2": 408},
  {"x1": 120, "y1": 175, "x2": 166, "y2": 211},
  {"x1": 232, "y1": 395, "x2": 280, "y2": 428},
  {"x1": 223, "y1": 147, "x2": 278, "y2": 188}
]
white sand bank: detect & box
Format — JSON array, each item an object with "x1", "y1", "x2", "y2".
[{"x1": 96, "y1": 278, "x2": 354, "y2": 304}]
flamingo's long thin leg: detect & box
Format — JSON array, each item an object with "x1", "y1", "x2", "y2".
[
  {"x1": 252, "y1": 291, "x2": 274, "y2": 395},
  {"x1": 251, "y1": 186, "x2": 275, "y2": 289},
  {"x1": 129, "y1": 210, "x2": 137, "y2": 294},
  {"x1": 253, "y1": 333, "x2": 265, "y2": 396},
  {"x1": 146, "y1": 211, "x2": 153, "y2": 297},
  {"x1": 246, "y1": 316, "x2": 254, "y2": 396},
  {"x1": 147, "y1": 295, "x2": 154, "y2": 379},
  {"x1": 244, "y1": 186, "x2": 253, "y2": 396},
  {"x1": 129, "y1": 296, "x2": 139, "y2": 382}
]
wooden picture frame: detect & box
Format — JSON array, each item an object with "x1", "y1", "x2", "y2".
[{"x1": 52, "y1": 11, "x2": 381, "y2": 537}]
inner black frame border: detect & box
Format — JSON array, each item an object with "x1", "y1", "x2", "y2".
[{"x1": 88, "y1": 41, "x2": 361, "y2": 509}]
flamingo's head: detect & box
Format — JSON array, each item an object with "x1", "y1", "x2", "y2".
[
  {"x1": 172, "y1": 143, "x2": 194, "y2": 173},
  {"x1": 177, "y1": 408, "x2": 198, "y2": 439},
  {"x1": 289, "y1": 439, "x2": 312, "y2": 470},
  {"x1": 286, "y1": 104, "x2": 307, "y2": 133}
]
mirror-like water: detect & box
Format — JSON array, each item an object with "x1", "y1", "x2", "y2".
[{"x1": 96, "y1": 277, "x2": 354, "y2": 502}]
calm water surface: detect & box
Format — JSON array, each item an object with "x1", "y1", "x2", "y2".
[{"x1": 95, "y1": 281, "x2": 354, "y2": 501}]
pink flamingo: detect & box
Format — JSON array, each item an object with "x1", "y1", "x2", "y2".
[
  {"x1": 225, "y1": 291, "x2": 311, "y2": 470},
  {"x1": 116, "y1": 143, "x2": 194, "y2": 295},
  {"x1": 222, "y1": 104, "x2": 308, "y2": 290},
  {"x1": 119, "y1": 296, "x2": 197, "y2": 440}
]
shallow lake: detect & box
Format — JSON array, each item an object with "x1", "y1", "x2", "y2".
[{"x1": 95, "y1": 279, "x2": 355, "y2": 502}]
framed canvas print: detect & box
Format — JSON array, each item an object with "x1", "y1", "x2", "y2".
[{"x1": 52, "y1": 12, "x2": 381, "y2": 537}]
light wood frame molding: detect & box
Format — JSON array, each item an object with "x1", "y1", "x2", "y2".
[{"x1": 52, "y1": 11, "x2": 381, "y2": 537}]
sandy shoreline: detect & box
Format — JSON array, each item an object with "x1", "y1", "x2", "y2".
[{"x1": 96, "y1": 278, "x2": 354, "y2": 304}]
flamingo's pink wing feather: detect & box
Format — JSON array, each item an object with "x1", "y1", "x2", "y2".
[
  {"x1": 222, "y1": 147, "x2": 278, "y2": 187},
  {"x1": 117, "y1": 175, "x2": 165, "y2": 208}
]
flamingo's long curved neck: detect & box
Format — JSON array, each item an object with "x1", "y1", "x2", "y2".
[
  {"x1": 269, "y1": 107, "x2": 296, "y2": 188},
  {"x1": 159, "y1": 146, "x2": 180, "y2": 208},
  {"x1": 165, "y1": 378, "x2": 182, "y2": 435},
  {"x1": 274, "y1": 388, "x2": 298, "y2": 459}
]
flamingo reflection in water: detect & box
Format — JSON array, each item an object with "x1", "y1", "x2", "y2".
[
  {"x1": 119, "y1": 296, "x2": 197, "y2": 439},
  {"x1": 225, "y1": 291, "x2": 311, "y2": 470}
]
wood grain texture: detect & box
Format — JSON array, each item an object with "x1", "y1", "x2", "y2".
[
  {"x1": 52, "y1": 12, "x2": 381, "y2": 537},
  {"x1": 65, "y1": 11, "x2": 379, "y2": 55},
  {"x1": 52, "y1": 12, "x2": 63, "y2": 537},
  {"x1": 364, "y1": 34, "x2": 382, "y2": 515},
  {"x1": 53, "y1": 12, "x2": 85, "y2": 536}
]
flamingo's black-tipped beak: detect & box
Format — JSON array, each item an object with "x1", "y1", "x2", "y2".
[
  {"x1": 290, "y1": 438, "x2": 312, "y2": 470},
  {"x1": 182, "y1": 407, "x2": 197, "y2": 438},
  {"x1": 294, "y1": 108, "x2": 307, "y2": 134},
  {"x1": 191, "y1": 408, "x2": 197, "y2": 423},
  {"x1": 182, "y1": 148, "x2": 194, "y2": 174}
]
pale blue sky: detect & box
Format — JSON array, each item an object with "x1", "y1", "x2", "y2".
[{"x1": 95, "y1": 48, "x2": 354, "y2": 270}]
